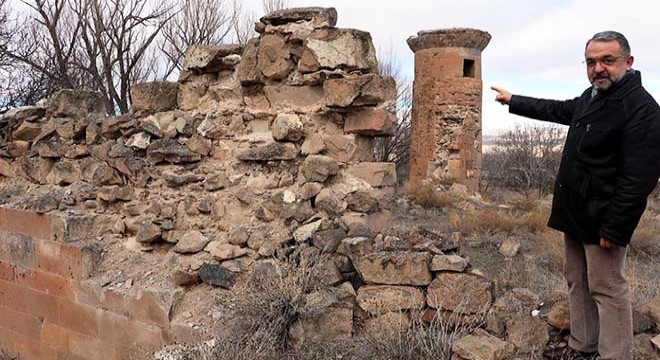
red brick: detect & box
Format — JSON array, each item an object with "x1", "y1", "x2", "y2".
[
  {"x1": 99, "y1": 288, "x2": 130, "y2": 317},
  {"x1": 36, "y1": 239, "x2": 83, "y2": 279},
  {"x1": 58, "y1": 300, "x2": 99, "y2": 337},
  {"x1": 15, "y1": 266, "x2": 73, "y2": 298},
  {"x1": 0, "y1": 260, "x2": 15, "y2": 282},
  {"x1": 0, "y1": 325, "x2": 60, "y2": 360},
  {"x1": 67, "y1": 331, "x2": 120, "y2": 360},
  {"x1": 71, "y1": 281, "x2": 103, "y2": 308},
  {"x1": 0, "y1": 280, "x2": 59, "y2": 322},
  {"x1": 129, "y1": 291, "x2": 170, "y2": 327},
  {"x1": 40, "y1": 322, "x2": 69, "y2": 350},
  {"x1": 0, "y1": 207, "x2": 54, "y2": 241},
  {"x1": 0, "y1": 306, "x2": 42, "y2": 339},
  {"x1": 99, "y1": 310, "x2": 167, "y2": 349},
  {"x1": 0, "y1": 231, "x2": 36, "y2": 268}
]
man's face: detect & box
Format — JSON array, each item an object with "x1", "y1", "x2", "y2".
[{"x1": 585, "y1": 40, "x2": 634, "y2": 90}]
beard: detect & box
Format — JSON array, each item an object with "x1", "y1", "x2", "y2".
[{"x1": 591, "y1": 71, "x2": 625, "y2": 90}]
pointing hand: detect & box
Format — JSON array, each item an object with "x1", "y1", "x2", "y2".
[{"x1": 491, "y1": 86, "x2": 512, "y2": 105}]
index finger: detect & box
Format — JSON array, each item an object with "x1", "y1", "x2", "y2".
[{"x1": 490, "y1": 86, "x2": 504, "y2": 94}]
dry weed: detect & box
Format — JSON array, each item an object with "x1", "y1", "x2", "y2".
[
  {"x1": 449, "y1": 207, "x2": 549, "y2": 236},
  {"x1": 406, "y1": 183, "x2": 460, "y2": 209},
  {"x1": 630, "y1": 212, "x2": 660, "y2": 256}
]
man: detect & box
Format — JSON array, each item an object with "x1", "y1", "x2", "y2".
[{"x1": 492, "y1": 31, "x2": 660, "y2": 360}]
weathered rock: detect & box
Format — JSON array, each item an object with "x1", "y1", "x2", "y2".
[
  {"x1": 126, "y1": 132, "x2": 151, "y2": 149},
  {"x1": 301, "y1": 133, "x2": 325, "y2": 155},
  {"x1": 264, "y1": 85, "x2": 324, "y2": 110},
  {"x1": 0, "y1": 159, "x2": 12, "y2": 177},
  {"x1": 346, "y1": 162, "x2": 397, "y2": 187},
  {"x1": 47, "y1": 160, "x2": 81, "y2": 185},
  {"x1": 486, "y1": 289, "x2": 547, "y2": 351},
  {"x1": 204, "y1": 173, "x2": 230, "y2": 191},
  {"x1": 346, "y1": 190, "x2": 378, "y2": 213},
  {"x1": 299, "y1": 28, "x2": 378, "y2": 74},
  {"x1": 257, "y1": 34, "x2": 294, "y2": 80},
  {"x1": 651, "y1": 334, "x2": 660, "y2": 353},
  {"x1": 178, "y1": 73, "x2": 216, "y2": 111},
  {"x1": 356, "y1": 285, "x2": 425, "y2": 315},
  {"x1": 272, "y1": 113, "x2": 304, "y2": 141},
  {"x1": 427, "y1": 273, "x2": 493, "y2": 314},
  {"x1": 640, "y1": 296, "x2": 660, "y2": 330},
  {"x1": 236, "y1": 142, "x2": 299, "y2": 161},
  {"x1": 173, "y1": 231, "x2": 211, "y2": 254},
  {"x1": 236, "y1": 38, "x2": 264, "y2": 85},
  {"x1": 293, "y1": 219, "x2": 324, "y2": 243},
  {"x1": 321, "y1": 134, "x2": 373, "y2": 163},
  {"x1": 313, "y1": 257, "x2": 344, "y2": 286},
  {"x1": 97, "y1": 186, "x2": 134, "y2": 202},
  {"x1": 337, "y1": 237, "x2": 372, "y2": 260},
  {"x1": 108, "y1": 143, "x2": 134, "y2": 158},
  {"x1": 100, "y1": 115, "x2": 130, "y2": 139},
  {"x1": 47, "y1": 90, "x2": 105, "y2": 118},
  {"x1": 290, "y1": 288, "x2": 353, "y2": 346},
  {"x1": 206, "y1": 242, "x2": 248, "y2": 260},
  {"x1": 430, "y1": 254, "x2": 468, "y2": 272},
  {"x1": 170, "y1": 265, "x2": 200, "y2": 287},
  {"x1": 311, "y1": 227, "x2": 346, "y2": 253},
  {"x1": 315, "y1": 188, "x2": 347, "y2": 216},
  {"x1": 299, "y1": 182, "x2": 323, "y2": 200},
  {"x1": 451, "y1": 329, "x2": 514, "y2": 360},
  {"x1": 546, "y1": 299, "x2": 570, "y2": 330},
  {"x1": 136, "y1": 221, "x2": 162, "y2": 243},
  {"x1": 12, "y1": 121, "x2": 44, "y2": 141},
  {"x1": 499, "y1": 238, "x2": 521, "y2": 258},
  {"x1": 260, "y1": 7, "x2": 338, "y2": 28},
  {"x1": 344, "y1": 107, "x2": 396, "y2": 136},
  {"x1": 635, "y1": 333, "x2": 660, "y2": 359},
  {"x1": 324, "y1": 74, "x2": 396, "y2": 107},
  {"x1": 199, "y1": 263, "x2": 236, "y2": 288},
  {"x1": 131, "y1": 81, "x2": 179, "y2": 116},
  {"x1": 3, "y1": 106, "x2": 45, "y2": 123},
  {"x1": 182, "y1": 45, "x2": 242, "y2": 73},
  {"x1": 301, "y1": 155, "x2": 339, "y2": 182},
  {"x1": 162, "y1": 172, "x2": 205, "y2": 188},
  {"x1": 90, "y1": 162, "x2": 124, "y2": 186},
  {"x1": 355, "y1": 251, "x2": 431, "y2": 286},
  {"x1": 7, "y1": 141, "x2": 31, "y2": 158},
  {"x1": 368, "y1": 313, "x2": 413, "y2": 335},
  {"x1": 147, "y1": 139, "x2": 202, "y2": 164}
]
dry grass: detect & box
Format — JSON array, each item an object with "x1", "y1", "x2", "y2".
[
  {"x1": 212, "y1": 253, "x2": 326, "y2": 360},
  {"x1": 406, "y1": 183, "x2": 460, "y2": 209},
  {"x1": 630, "y1": 212, "x2": 660, "y2": 256},
  {"x1": 448, "y1": 206, "x2": 550, "y2": 236}
]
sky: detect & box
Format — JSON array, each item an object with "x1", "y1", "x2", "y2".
[{"x1": 244, "y1": 0, "x2": 660, "y2": 135}]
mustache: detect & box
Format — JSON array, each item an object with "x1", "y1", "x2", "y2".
[{"x1": 593, "y1": 73, "x2": 610, "y2": 80}]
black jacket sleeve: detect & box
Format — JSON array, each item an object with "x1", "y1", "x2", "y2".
[
  {"x1": 509, "y1": 95, "x2": 581, "y2": 126},
  {"x1": 599, "y1": 103, "x2": 660, "y2": 245}
]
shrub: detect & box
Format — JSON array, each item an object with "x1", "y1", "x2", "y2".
[{"x1": 482, "y1": 125, "x2": 565, "y2": 197}]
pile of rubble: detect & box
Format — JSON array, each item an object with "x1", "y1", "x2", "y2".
[{"x1": 1, "y1": 7, "x2": 659, "y2": 360}]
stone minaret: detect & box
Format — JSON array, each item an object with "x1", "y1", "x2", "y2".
[{"x1": 407, "y1": 28, "x2": 491, "y2": 191}]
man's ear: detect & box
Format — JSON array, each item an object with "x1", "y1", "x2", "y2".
[{"x1": 626, "y1": 55, "x2": 634, "y2": 70}]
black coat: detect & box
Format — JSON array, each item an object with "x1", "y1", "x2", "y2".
[{"x1": 509, "y1": 71, "x2": 660, "y2": 246}]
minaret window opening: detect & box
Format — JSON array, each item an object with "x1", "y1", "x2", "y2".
[{"x1": 463, "y1": 59, "x2": 475, "y2": 78}]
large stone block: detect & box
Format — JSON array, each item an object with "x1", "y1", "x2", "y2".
[
  {"x1": 257, "y1": 34, "x2": 294, "y2": 80},
  {"x1": 346, "y1": 162, "x2": 397, "y2": 187},
  {"x1": 324, "y1": 74, "x2": 396, "y2": 107},
  {"x1": 131, "y1": 81, "x2": 179, "y2": 116},
  {"x1": 322, "y1": 134, "x2": 373, "y2": 163},
  {"x1": 12, "y1": 121, "x2": 44, "y2": 141},
  {"x1": 356, "y1": 285, "x2": 425, "y2": 315},
  {"x1": 260, "y1": 7, "x2": 338, "y2": 28},
  {"x1": 146, "y1": 139, "x2": 202, "y2": 164},
  {"x1": 236, "y1": 38, "x2": 264, "y2": 85},
  {"x1": 451, "y1": 329, "x2": 514, "y2": 360},
  {"x1": 182, "y1": 44, "x2": 242, "y2": 73},
  {"x1": 355, "y1": 251, "x2": 431, "y2": 286},
  {"x1": 236, "y1": 142, "x2": 299, "y2": 161},
  {"x1": 427, "y1": 273, "x2": 493, "y2": 315},
  {"x1": 299, "y1": 28, "x2": 378, "y2": 74},
  {"x1": 264, "y1": 85, "x2": 324, "y2": 110},
  {"x1": 301, "y1": 155, "x2": 339, "y2": 182},
  {"x1": 47, "y1": 90, "x2": 105, "y2": 118},
  {"x1": 3, "y1": 106, "x2": 45, "y2": 123},
  {"x1": 272, "y1": 113, "x2": 304, "y2": 141},
  {"x1": 344, "y1": 107, "x2": 396, "y2": 136},
  {"x1": 177, "y1": 74, "x2": 216, "y2": 111}
]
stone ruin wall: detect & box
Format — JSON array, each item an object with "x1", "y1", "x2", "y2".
[{"x1": 5, "y1": 7, "x2": 658, "y2": 360}]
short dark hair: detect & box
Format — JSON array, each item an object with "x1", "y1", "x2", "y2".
[{"x1": 586, "y1": 31, "x2": 631, "y2": 56}]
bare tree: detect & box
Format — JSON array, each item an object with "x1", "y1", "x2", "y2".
[
  {"x1": 374, "y1": 44, "x2": 413, "y2": 181},
  {"x1": 73, "y1": 0, "x2": 172, "y2": 113},
  {"x1": 482, "y1": 125, "x2": 566, "y2": 196},
  {"x1": 262, "y1": 0, "x2": 288, "y2": 14},
  {"x1": 159, "y1": 0, "x2": 236, "y2": 78}
]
